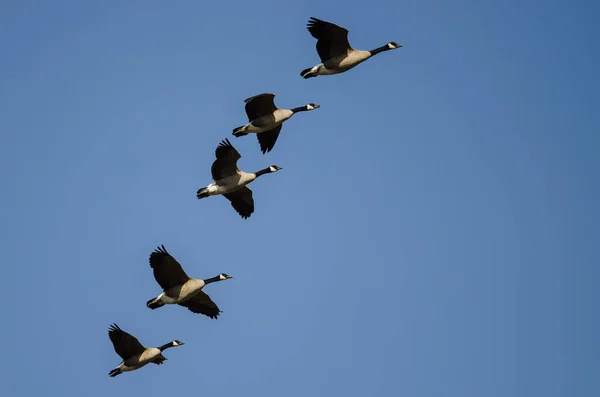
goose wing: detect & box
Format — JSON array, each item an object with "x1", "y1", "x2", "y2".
[
  {"x1": 108, "y1": 324, "x2": 146, "y2": 360},
  {"x1": 211, "y1": 138, "x2": 242, "y2": 181},
  {"x1": 149, "y1": 245, "x2": 190, "y2": 290},
  {"x1": 223, "y1": 186, "x2": 254, "y2": 219},
  {"x1": 244, "y1": 93, "x2": 277, "y2": 121},
  {"x1": 178, "y1": 290, "x2": 222, "y2": 319},
  {"x1": 256, "y1": 124, "x2": 283, "y2": 154},
  {"x1": 307, "y1": 17, "x2": 351, "y2": 62}
]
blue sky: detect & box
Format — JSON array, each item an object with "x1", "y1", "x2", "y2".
[{"x1": 1, "y1": 0, "x2": 598, "y2": 396}]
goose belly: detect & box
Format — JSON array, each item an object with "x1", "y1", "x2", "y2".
[
  {"x1": 211, "y1": 174, "x2": 256, "y2": 195},
  {"x1": 206, "y1": 180, "x2": 246, "y2": 196},
  {"x1": 318, "y1": 66, "x2": 344, "y2": 75},
  {"x1": 324, "y1": 52, "x2": 371, "y2": 73},
  {"x1": 165, "y1": 279, "x2": 206, "y2": 303},
  {"x1": 122, "y1": 348, "x2": 160, "y2": 370},
  {"x1": 119, "y1": 363, "x2": 139, "y2": 372},
  {"x1": 209, "y1": 183, "x2": 240, "y2": 195},
  {"x1": 247, "y1": 110, "x2": 292, "y2": 133}
]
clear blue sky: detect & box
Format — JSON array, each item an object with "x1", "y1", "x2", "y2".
[{"x1": 1, "y1": 1, "x2": 598, "y2": 396}]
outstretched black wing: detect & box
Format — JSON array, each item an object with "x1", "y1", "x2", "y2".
[
  {"x1": 256, "y1": 125, "x2": 283, "y2": 154},
  {"x1": 211, "y1": 138, "x2": 242, "y2": 181},
  {"x1": 307, "y1": 17, "x2": 351, "y2": 62},
  {"x1": 149, "y1": 245, "x2": 190, "y2": 291},
  {"x1": 223, "y1": 187, "x2": 254, "y2": 219},
  {"x1": 108, "y1": 324, "x2": 146, "y2": 360},
  {"x1": 178, "y1": 291, "x2": 222, "y2": 319},
  {"x1": 244, "y1": 93, "x2": 277, "y2": 121}
]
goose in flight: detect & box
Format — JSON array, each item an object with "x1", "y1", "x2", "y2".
[
  {"x1": 232, "y1": 93, "x2": 320, "y2": 154},
  {"x1": 196, "y1": 138, "x2": 282, "y2": 219},
  {"x1": 146, "y1": 245, "x2": 232, "y2": 319},
  {"x1": 107, "y1": 323, "x2": 184, "y2": 377},
  {"x1": 301, "y1": 17, "x2": 402, "y2": 79}
]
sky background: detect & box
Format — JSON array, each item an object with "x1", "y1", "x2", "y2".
[{"x1": 1, "y1": 1, "x2": 598, "y2": 396}]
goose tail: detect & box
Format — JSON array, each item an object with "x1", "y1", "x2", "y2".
[
  {"x1": 146, "y1": 296, "x2": 165, "y2": 309},
  {"x1": 232, "y1": 126, "x2": 248, "y2": 137},
  {"x1": 301, "y1": 67, "x2": 317, "y2": 79},
  {"x1": 109, "y1": 368, "x2": 122, "y2": 377},
  {"x1": 196, "y1": 187, "x2": 209, "y2": 199}
]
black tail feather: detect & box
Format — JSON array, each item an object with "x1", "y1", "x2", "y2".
[
  {"x1": 147, "y1": 297, "x2": 164, "y2": 309},
  {"x1": 232, "y1": 126, "x2": 248, "y2": 137},
  {"x1": 301, "y1": 68, "x2": 317, "y2": 79},
  {"x1": 196, "y1": 188, "x2": 209, "y2": 199},
  {"x1": 109, "y1": 368, "x2": 122, "y2": 377}
]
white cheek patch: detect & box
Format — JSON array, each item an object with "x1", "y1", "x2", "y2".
[
  {"x1": 219, "y1": 274, "x2": 226, "y2": 280},
  {"x1": 306, "y1": 104, "x2": 314, "y2": 110},
  {"x1": 388, "y1": 43, "x2": 395, "y2": 49},
  {"x1": 269, "y1": 166, "x2": 277, "y2": 172}
]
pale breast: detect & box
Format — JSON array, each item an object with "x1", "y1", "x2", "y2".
[
  {"x1": 215, "y1": 174, "x2": 244, "y2": 190},
  {"x1": 326, "y1": 50, "x2": 371, "y2": 71},
  {"x1": 123, "y1": 348, "x2": 160, "y2": 368},
  {"x1": 178, "y1": 278, "x2": 206, "y2": 301},
  {"x1": 138, "y1": 348, "x2": 161, "y2": 364},
  {"x1": 273, "y1": 109, "x2": 293, "y2": 123},
  {"x1": 237, "y1": 172, "x2": 257, "y2": 186},
  {"x1": 249, "y1": 110, "x2": 292, "y2": 133}
]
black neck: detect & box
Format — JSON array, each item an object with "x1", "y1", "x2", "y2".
[
  {"x1": 370, "y1": 44, "x2": 391, "y2": 56},
  {"x1": 291, "y1": 106, "x2": 308, "y2": 113},
  {"x1": 255, "y1": 167, "x2": 272, "y2": 177},
  {"x1": 203, "y1": 275, "x2": 222, "y2": 285},
  {"x1": 159, "y1": 342, "x2": 174, "y2": 351}
]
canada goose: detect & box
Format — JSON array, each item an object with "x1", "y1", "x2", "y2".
[
  {"x1": 232, "y1": 93, "x2": 320, "y2": 153},
  {"x1": 301, "y1": 17, "x2": 402, "y2": 79},
  {"x1": 146, "y1": 245, "x2": 232, "y2": 318},
  {"x1": 196, "y1": 138, "x2": 282, "y2": 219},
  {"x1": 107, "y1": 323, "x2": 184, "y2": 377}
]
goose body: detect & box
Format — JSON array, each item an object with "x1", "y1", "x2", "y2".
[
  {"x1": 202, "y1": 171, "x2": 258, "y2": 197},
  {"x1": 114, "y1": 347, "x2": 162, "y2": 374},
  {"x1": 233, "y1": 93, "x2": 319, "y2": 153},
  {"x1": 301, "y1": 17, "x2": 401, "y2": 79},
  {"x1": 196, "y1": 138, "x2": 282, "y2": 218},
  {"x1": 306, "y1": 50, "x2": 373, "y2": 76},
  {"x1": 239, "y1": 108, "x2": 293, "y2": 134},
  {"x1": 107, "y1": 324, "x2": 184, "y2": 377},
  {"x1": 146, "y1": 245, "x2": 232, "y2": 319}
]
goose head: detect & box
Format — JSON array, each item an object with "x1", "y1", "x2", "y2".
[
  {"x1": 219, "y1": 273, "x2": 234, "y2": 280},
  {"x1": 160, "y1": 340, "x2": 185, "y2": 351}
]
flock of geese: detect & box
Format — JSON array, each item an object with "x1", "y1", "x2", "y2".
[{"x1": 107, "y1": 16, "x2": 402, "y2": 377}]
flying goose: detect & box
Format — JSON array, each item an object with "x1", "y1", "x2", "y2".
[
  {"x1": 232, "y1": 93, "x2": 320, "y2": 154},
  {"x1": 196, "y1": 138, "x2": 282, "y2": 219},
  {"x1": 146, "y1": 245, "x2": 233, "y2": 319},
  {"x1": 301, "y1": 17, "x2": 402, "y2": 79},
  {"x1": 108, "y1": 323, "x2": 184, "y2": 377}
]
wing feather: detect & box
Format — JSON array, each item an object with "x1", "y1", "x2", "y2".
[
  {"x1": 149, "y1": 245, "x2": 190, "y2": 290},
  {"x1": 244, "y1": 93, "x2": 277, "y2": 120},
  {"x1": 211, "y1": 138, "x2": 242, "y2": 181},
  {"x1": 223, "y1": 187, "x2": 254, "y2": 219},
  {"x1": 307, "y1": 17, "x2": 351, "y2": 62},
  {"x1": 178, "y1": 291, "x2": 222, "y2": 319},
  {"x1": 108, "y1": 324, "x2": 146, "y2": 360}
]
